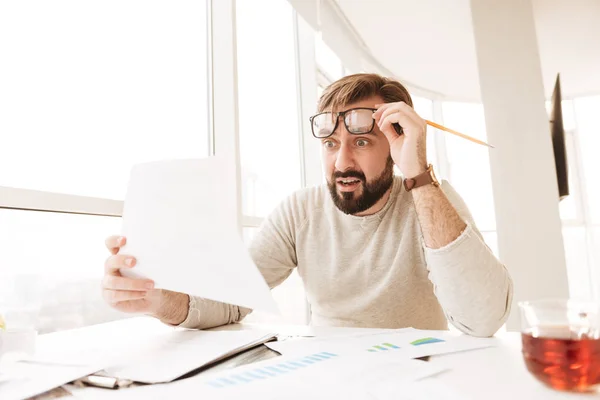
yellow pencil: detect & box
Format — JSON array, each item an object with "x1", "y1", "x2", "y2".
[{"x1": 425, "y1": 120, "x2": 494, "y2": 148}]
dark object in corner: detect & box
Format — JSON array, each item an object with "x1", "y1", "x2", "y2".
[{"x1": 549, "y1": 74, "x2": 569, "y2": 201}]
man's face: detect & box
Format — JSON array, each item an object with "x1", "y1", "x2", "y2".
[{"x1": 319, "y1": 96, "x2": 395, "y2": 215}]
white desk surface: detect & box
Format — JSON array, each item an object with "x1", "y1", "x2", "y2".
[{"x1": 27, "y1": 317, "x2": 591, "y2": 399}]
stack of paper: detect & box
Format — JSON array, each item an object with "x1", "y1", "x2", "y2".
[
  {"x1": 73, "y1": 349, "x2": 450, "y2": 399},
  {"x1": 6, "y1": 328, "x2": 277, "y2": 399},
  {"x1": 29, "y1": 328, "x2": 277, "y2": 384},
  {"x1": 104, "y1": 329, "x2": 277, "y2": 383},
  {"x1": 266, "y1": 328, "x2": 493, "y2": 360},
  {"x1": 0, "y1": 361, "x2": 100, "y2": 400}
]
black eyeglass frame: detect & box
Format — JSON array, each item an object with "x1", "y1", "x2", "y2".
[{"x1": 309, "y1": 107, "x2": 378, "y2": 139}]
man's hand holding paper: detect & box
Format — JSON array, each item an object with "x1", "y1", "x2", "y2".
[
  {"x1": 102, "y1": 235, "x2": 190, "y2": 325},
  {"x1": 101, "y1": 157, "x2": 278, "y2": 328}
]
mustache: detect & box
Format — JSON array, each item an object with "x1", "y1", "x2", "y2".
[{"x1": 332, "y1": 170, "x2": 366, "y2": 181}]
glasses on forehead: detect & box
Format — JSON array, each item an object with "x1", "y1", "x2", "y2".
[{"x1": 309, "y1": 107, "x2": 377, "y2": 139}]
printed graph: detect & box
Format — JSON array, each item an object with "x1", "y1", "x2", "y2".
[
  {"x1": 365, "y1": 337, "x2": 445, "y2": 352},
  {"x1": 409, "y1": 337, "x2": 445, "y2": 346},
  {"x1": 206, "y1": 352, "x2": 338, "y2": 389},
  {"x1": 366, "y1": 343, "x2": 400, "y2": 352}
]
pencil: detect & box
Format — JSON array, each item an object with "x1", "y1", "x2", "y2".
[{"x1": 425, "y1": 120, "x2": 494, "y2": 148}]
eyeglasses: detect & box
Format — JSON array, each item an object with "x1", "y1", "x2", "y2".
[{"x1": 309, "y1": 107, "x2": 378, "y2": 139}]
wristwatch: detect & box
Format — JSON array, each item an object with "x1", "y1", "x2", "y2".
[{"x1": 403, "y1": 164, "x2": 440, "y2": 191}]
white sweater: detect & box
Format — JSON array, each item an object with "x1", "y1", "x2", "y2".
[{"x1": 179, "y1": 177, "x2": 513, "y2": 337}]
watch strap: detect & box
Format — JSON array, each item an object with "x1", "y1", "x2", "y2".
[{"x1": 403, "y1": 164, "x2": 439, "y2": 191}]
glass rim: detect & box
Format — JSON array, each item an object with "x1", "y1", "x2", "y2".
[
  {"x1": 309, "y1": 107, "x2": 377, "y2": 120},
  {"x1": 309, "y1": 107, "x2": 377, "y2": 139},
  {"x1": 518, "y1": 298, "x2": 600, "y2": 312}
]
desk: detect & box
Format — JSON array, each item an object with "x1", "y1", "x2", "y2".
[{"x1": 29, "y1": 317, "x2": 588, "y2": 399}]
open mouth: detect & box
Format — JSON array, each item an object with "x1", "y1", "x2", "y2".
[{"x1": 336, "y1": 178, "x2": 362, "y2": 191}]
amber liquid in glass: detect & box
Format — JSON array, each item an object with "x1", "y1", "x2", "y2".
[{"x1": 522, "y1": 329, "x2": 600, "y2": 392}]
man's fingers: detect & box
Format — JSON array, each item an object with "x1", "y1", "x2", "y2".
[
  {"x1": 105, "y1": 235, "x2": 126, "y2": 254},
  {"x1": 104, "y1": 254, "x2": 137, "y2": 273},
  {"x1": 102, "y1": 275, "x2": 154, "y2": 291},
  {"x1": 372, "y1": 102, "x2": 395, "y2": 119},
  {"x1": 378, "y1": 106, "x2": 404, "y2": 124},
  {"x1": 374, "y1": 102, "x2": 423, "y2": 127},
  {"x1": 379, "y1": 113, "x2": 411, "y2": 142},
  {"x1": 377, "y1": 108, "x2": 425, "y2": 140},
  {"x1": 103, "y1": 289, "x2": 148, "y2": 304},
  {"x1": 373, "y1": 101, "x2": 410, "y2": 117}
]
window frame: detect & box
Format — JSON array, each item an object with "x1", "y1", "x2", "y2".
[{"x1": 0, "y1": 0, "x2": 215, "y2": 220}]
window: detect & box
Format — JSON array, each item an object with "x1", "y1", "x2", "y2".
[
  {"x1": 236, "y1": 0, "x2": 308, "y2": 324},
  {"x1": 315, "y1": 84, "x2": 328, "y2": 184},
  {"x1": 591, "y1": 228, "x2": 600, "y2": 298},
  {"x1": 242, "y1": 228, "x2": 307, "y2": 325},
  {"x1": 315, "y1": 36, "x2": 344, "y2": 82},
  {"x1": 567, "y1": 95, "x2": 600, "y2": 300},
  {"x1": 573, "y1": 96, "x2": 600, "y2": 224},
  {"x1": 317, "y1": 85, "x2": 325, "y2": 99},
  {"x1": 561, "y1": 226, "x2": 592, "y2": 300},
  {"x1": 236, "y1": 0, "x2": 302, "y2": 218},
  {"x1": 412, "y1": 96, "x2": 438, "y2": 174},
  {"x1": 0, "y1": 1, "x2": 210, "y2": 200},
  {"x1": 0, "y1": 1, "x2": 210, "y2": 333},
  {"x1": 441, "y1": 102, "x2": 497, "y2": 248},
  {"x1": 0, "y1": 209, "x2": 122, "y2": 332}
]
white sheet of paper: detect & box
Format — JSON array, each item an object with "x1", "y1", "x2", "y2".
[
  {"x1": 0, "y1": 371, "x2": 18, "y2": 384},
  {"x1": 266, "y1": 328, "x2": 493, "y2": 360},
  {"x1": 120, "y1": 157, "x2": 278, "y2": 313},
  {"x1": 104, "y1": 329, "x2": 276, "y2": 383},
  {"x1": 75, "y1": 350, "x2": 448, "y2": 400},
  {"x1": 389, "y1": 379, "x2": 474, "y2": 400},
  {"x1": 0, "y1": 361, "x2": 99, "y2": 400},
  {"x1": 28, "y1": 324, "x2": 277, "y2": 384},
  {"x1": 23, "y1": 317, "x2": 277, "y2": 385},
  {"x1": 26, "y1": 317, "x2": 171, "y2": 368}
]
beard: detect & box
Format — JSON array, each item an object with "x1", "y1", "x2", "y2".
[{"x1": 327, "y1": 157, "x2": 395, "y2": 215}]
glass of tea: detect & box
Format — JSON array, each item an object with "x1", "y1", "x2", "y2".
[{"x1": 519, "y1": 299, "x2": 600, "y2": 392}]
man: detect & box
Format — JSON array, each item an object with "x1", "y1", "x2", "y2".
[{"x1": 102, "y1": 73, "x2": 513, "y2": 337}]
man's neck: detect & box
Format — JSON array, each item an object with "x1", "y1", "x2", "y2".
[{"x1": 353, "y1": 187, "x2": 393, "y2": 217}]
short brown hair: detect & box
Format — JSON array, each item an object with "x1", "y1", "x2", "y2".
[{"x1": 318, "y1": 73, "x2": 413, "y2": 113}]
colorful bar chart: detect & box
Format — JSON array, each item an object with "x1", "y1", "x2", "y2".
[
  {"x1": 366, "y1": 342, "x2": 400, "y2": 352},
  {"x1": 410, "y1": 337, "x2": 445, "y2": 346},
  {"x1": 365, "y1": 337, "x2": 445, "y2": 352},
  {"x1": 206, "y1": 352, "x2": 338, "y2": 389}
]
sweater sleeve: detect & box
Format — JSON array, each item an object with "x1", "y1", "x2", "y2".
[
  {"x1": 423, "y1": 180, "x2": 513, "y2": 337},
  {"x1": 177, "y1": 194, "x2": 300, "y2": 330}
]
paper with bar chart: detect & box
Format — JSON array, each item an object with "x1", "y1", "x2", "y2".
[
  {"x1": 266, "y1": 328, "x2": 493, "y2": 359},
  {"x1": 96, "y1": 349, "x2": 449, "y2": 399}
]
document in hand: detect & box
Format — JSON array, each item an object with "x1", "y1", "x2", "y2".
[
  {"x1": 120, "y1": 157, "x2": 278, "y2": 314},
  {"x1": 266, "y1": 328, "x2": 493, "y2": 359}
]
